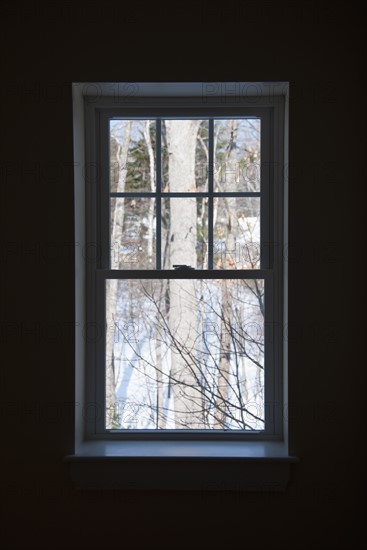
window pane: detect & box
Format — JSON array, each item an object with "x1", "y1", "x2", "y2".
[
  {"x1": 214, "y1": 197, "x2": 260, "y2": 269},
  {"x1": 162, "y1": 197, "x2": 208, "y2": 269},
  {"x1": 110, "y1": 120, "x2": 156, "y2": 193},
  {"x1": 110, "y1": 198, "x2": 156, "y2": 268},
  {"x1": 214, "y1": 119, "x2": 260, "y2": 192},
  {"x1": 105, "y1": 278, "x2": 264, "y2": 430},
  {"x1": 162, "y1": 120, "x2": 208, "y2": 192}
]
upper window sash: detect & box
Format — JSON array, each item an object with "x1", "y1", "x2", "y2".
[{"x1": 87, "y1": 105, "x2": 274, "y2": 272}]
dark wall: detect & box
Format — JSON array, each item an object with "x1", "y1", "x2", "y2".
[{"x1": 1, "y1": 2, "x2": 365, "y2": 549}]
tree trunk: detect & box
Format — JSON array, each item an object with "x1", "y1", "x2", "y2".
[
  {"x1": 165, "y1": 120, "x2": 202, "y2": 428},
  {"x1": 143, "y1": 120, "x2": 155, "y2": 263},
  {"x1": 106, "y1": 121, "x2": 132, "y2": 428},
  {"x1": 215, "y1": 281, "x2": 232, "y2": 427},
  {"x1": 214, "y1": 120, "x2": 238, "y2": 428}
]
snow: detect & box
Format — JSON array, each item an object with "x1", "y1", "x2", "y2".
[{"x1": 110, "y1": 269, "x2": 264, "y2": 431}]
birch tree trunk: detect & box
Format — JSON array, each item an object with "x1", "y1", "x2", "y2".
[
  {"x1": 143, "y1": 121, "x2": 166, "y2": 427},
  {"x1": 106, "y1": 122, "x2": 132, "y2": 428},
  {"x1": 143, "y1": 121, "x2": 155, "y2": 262}
]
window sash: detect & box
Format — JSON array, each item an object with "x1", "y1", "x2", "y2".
[
  {"x1": 94, "y1": 269, "x2": 275, "y2": 437},
  {"x1": 96, "y1": 108, "x2": 272, "y2": 272}
]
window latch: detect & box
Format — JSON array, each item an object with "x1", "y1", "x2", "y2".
[{"x1": 173, "y1": 265, "x2": 195, "y2": 271}]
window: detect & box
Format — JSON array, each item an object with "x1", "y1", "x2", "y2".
[{"x1": 70, "y1": 83, "x2": 293, "y2": 490}]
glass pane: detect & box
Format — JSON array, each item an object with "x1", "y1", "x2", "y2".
[
  {"x1": 162, "y1": 198, "x2": 208, "y2": 269},
  {"x1": 214, "y1": 119, "x2": 260, "y2": 192},
  {"x1": 214, "y1": 197, "x2": 260, "y2": 269},
  {"x1": 106, "y1": 278, "x2": 265, "y2": 430},
  {"x1": 110, "y1": 198, "x2": 156, "y2": 268},
  {"x1": 162, "y1": 120, "x2": 208, "y2": 192},
  {"x1": 110, "y1": 120, "x2": 156, "y2": 193}
]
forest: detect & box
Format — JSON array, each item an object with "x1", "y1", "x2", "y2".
[{"x1": 105, "y1": 118, "x2": 264, "y2": 431}]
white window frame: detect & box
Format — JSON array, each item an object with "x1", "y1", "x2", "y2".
[{"x1": 68, "y1": 83, "x2": 295, "y2": 491}]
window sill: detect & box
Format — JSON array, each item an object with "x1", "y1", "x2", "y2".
[{"x1": 65, "y1": 441, "x2": 298, "y2": 491}]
